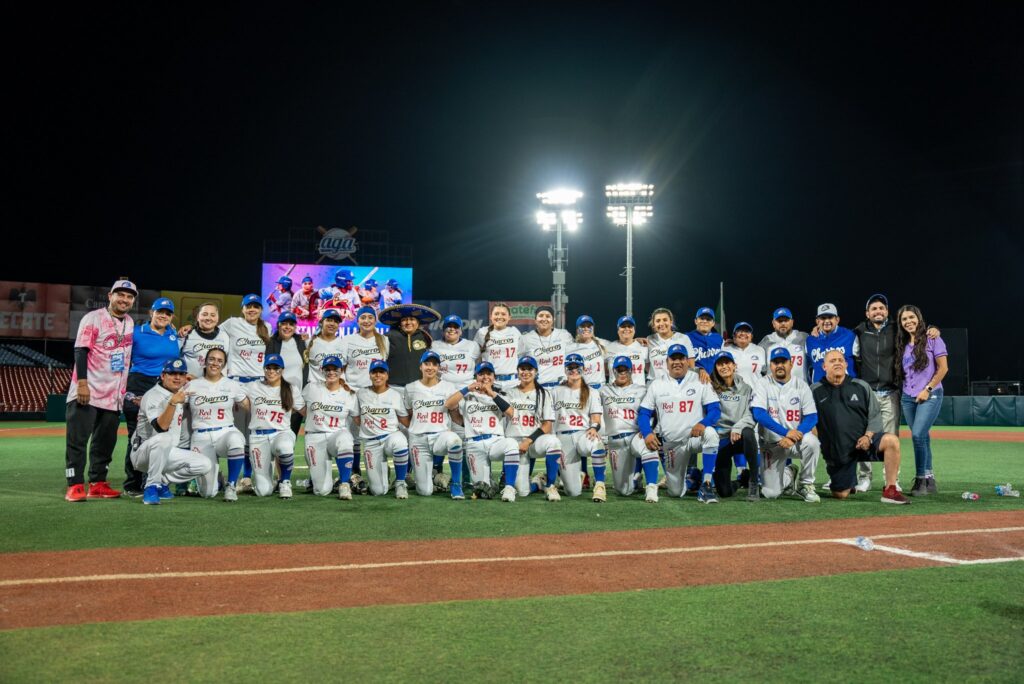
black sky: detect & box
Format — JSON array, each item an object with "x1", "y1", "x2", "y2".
[{"x1": 7, "y1": 3, "x2": 1023, "y2": 380}]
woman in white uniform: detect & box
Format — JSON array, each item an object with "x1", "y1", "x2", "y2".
[
  {"x1": 403, "y1": 350, "x2": 464, "y2": 497},
  {"x1": 473, "y1": 303, "x2": 521, "y2": 390},
  {"x1": 503, "y1": 355, "x2": 561, "y2": 497},
  {"x1": 243, "y1": 353, "x2": 305, "y2": 499},
  {"x1": 353, "y1": 359, "x2": 410, "y2": 498},
  {"x1": 302, "y1": 355, "x2": 357, "y2": 499},
  {"x1": 550, "y1": 354, "x2": 608, "y2": 502}
]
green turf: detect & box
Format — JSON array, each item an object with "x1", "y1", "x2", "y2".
[
  {"x1": 0, "y1": 428, "x2": 1021, "y2": 552},
  {"x1": 2, "y1": 563, "x2": 1021, "y2": 682}
]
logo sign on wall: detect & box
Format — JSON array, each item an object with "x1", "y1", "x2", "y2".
[
  {"x1": 317, "y1": 225, "x2": 359, "y2": 263},
  {"x1": 0, "y1": 282, "x2": 70, "y2": 338}
]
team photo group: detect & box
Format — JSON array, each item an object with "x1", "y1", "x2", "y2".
[{"x1": 64, "y1": 274, "x2": 949, "y2": 508}]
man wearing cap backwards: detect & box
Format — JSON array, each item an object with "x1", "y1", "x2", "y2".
[
  {"x1": 520, "y1": 305, "x2": 574, "y2": 388},
  {"x1": 64, "y1": 278, "x2": 138, "y2": 502},
  {"x1": 686, "y1": 307, "x2": 724, "y2": 381},
  {"x1": 120, "y1": 295, "x2": 182, "y2": 497},
  {"x1": 605, "y1": 315, "x2": 648, "y2": 385},
  {"x1": 750, "y1": 347, "x2": 822, "y2": 502},
  {"x1": 129, "y1": 358, "x2": 213, "y2": 505},
  {"x1": 758, "y1": 307, "x2": 810, "y2": 382},
  {"x1": 805, "y1": 303, "x2": 859, "y2": 384}
]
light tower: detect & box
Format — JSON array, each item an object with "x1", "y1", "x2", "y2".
[
  {"x1": 605, "y1": 183, "x2": 654, "y2": 318},
  {"x1": 536, "y1": 189, "x2": 582, "y2": 329}
]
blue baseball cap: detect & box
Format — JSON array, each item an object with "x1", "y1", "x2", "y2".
[
  {"x1": 667, "y1": 344, "x2": 689, "y2": 358},
  {"x1": 264, "y1": 354, "x2": 285, "y2": 368},
  {"x1": 277, "y1": 276, "x2": 292, "y2": 288},
  {"x1": 565, "y1": 353, "x2": 585, "y2": 367},
  {"x1": 369, "y1": 359, "x2": 389, "y2": 373},
  {"x1": 335, "y1": 269, "x2": 355, "y2": 286},
  {"x1": 151, "y1": 297, "x2": 175, "y2": 312},
  {"x1": 364, "y1": 279, "x2": 377, "y2": 288},
  {"x1": 162, "y1": 358, "x2": 187, "y2": 374},
  {"x1": 715, "y1": 351, "x2": 736, "y2": 365},
  {"x1": 420, "y1": 350, "x2": 441, "y2": 364},
  {"x1": 321, "y1": 355, "x2": 344, "y2": 369},
  {"x1": 617, "y1": 315, "x2": 636, "y2": 328},
  {"x1": 356, "y1": 306, "x2": 377, "y2": 319},
  {"x1": 386, "y1": 279, "x2": 399, "y2": 288},
  {"x1": 321, "y1": 309, "x2": 342, "y2": 321},
  {"x1": 695, "y1": 307, "x2": 714, "y2": 319},
  {"x1": 772, "y1": 307, "x2": 792, "y2": 320},
  {"x1": 576, "y1": 315, "x2": 594, "y2": 328},
  {"x1": 243, "y1": 294, "x2": 262, "y2": 307},
  {"x1": 301, "y1": 276, "x2": 313, "y2": 284},
  {"x1": 443, "y1": 314, "x2": 464, "y2": 328},
  {"x1": 612, "y1": 355, "x2": 633, "y2": 371},
  {"x1": 770, "y1": 347, "x2": 792, "y2": 362},
  {"x1": 733, "y1": 321, "x2": 753, "y2": 333},
  {"x1": 277, "y1": 312, "x2": 297, "y2": 324},
  {"x1": 474, "y1": 361, "x2": 495, "y2": 375},
  {"x1": 517, "y1": 355, "x2": 538, "y2": 370}
]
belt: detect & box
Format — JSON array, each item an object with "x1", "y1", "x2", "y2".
[
  {"x1": 558, "y1": 429, "x2": 582, "y2": 435},
  {"x1": 197, "y1": 427, "x2": 224, "y2": 433},
  {"x1": 232, "y1": 376, "x2": 261, "y2": 383},
  {"x1": 589, "y1": 383, "x2": 602, "y2": 390},
  {"x1": 496, "y1": 374, "x2": 515, "y2": 380},
  {"x1": 253, "y1": 428, "x2": 280, "y2": 435},
  {"x1": 610, "y1": 431, "x2": 636, "y2": 440},
  {"x1": 470, "y1": 434, "x2": 499, "y2": 442},
  {"x1": 363, "y1": 434, "x2": 389, "y2": 442},
  {"x1": 540, "y1": 381, "x2": 560, "y2": 388}
]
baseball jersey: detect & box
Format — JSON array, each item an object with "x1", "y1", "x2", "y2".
[
  {"x1": 244, "y1": 381, "x2": 306, "y2": 432},
  {"x1": 330, "y1": 286, "x2": 362, "y2": 315},
  {"x1": 604, "y1": 340, "x2": 648, "y2": 384},
  {"x1": 473, "y1": 325, "x2": 522, "y2": 377},
  {"x1": 640, "y1": 373, "x2": 720, "y2": 443},
  {"x1": 268, "y1": 290, "x2": 292, "y2": 314},
  {"x1": 221, "y1": 317, "x2": 267, "y2": 379},
  {"x1": 381, "y1": 288, "x2": 404, "y2": 308},
  {"x1": 359, "y1": 286, "x2": 380, "y2": 307},
  {"x1": 431, "y1": 339, "x2": 480, "y2": 385},
  {"x1": 600, "y1": 382, "x2": 648, "y2": 434},
  {"x1": 302, "y1": 382, "x2": 356, "y2": 434},
  {"x1": 550, "y1": 385, "x2": 604, "y2": 434},
  {"x1": 806, "y1": 327, "x2": 860, "y2": 383},
  {"x1": 179, "y1": 328, "x2": 230, "y2": 378},
  {"x1": 67, "y1": 307, "x2": 134, "y2": 411},
  {"x1": 569, "y1": 340, "x2": 606, "y2": 387},
  {"x1": 339, "y1": 332, "x2": 389, "y2": 388},
  {"x1": 353, "y1": 387, "x2": 407, "y2": 438},
  {"x1": 458, "y1": 392, "x2": 508, "y2": 438},
  {"x1": 520, "y1": 328, "x2": 574, "y2": 385},
  {"x1": 277, "y1": 337, "x2": 304, "y2": 389},
  {"x1": 750, "y1": 375, "x2": 817, "y2": 445},
  {"x1": 305, "y1": 334, "x2": 346, "y2": 384},
  {"x1": 133, "y1": 382, "x2": 188, "y2": 450},
  {"x1": 646, "y1": 333, "x2": 695, "y2": 382},
  {"x1": 186, "y1": 376, "x2": 247, "y2": 432},
  {"x1": 291, "y1": 289, "x2": 320, "y2": 319},
  {"x1": 685, "y1": 330, "x2": 724, "y2": 375},
  {"x1": 503, "y1": 386, "x2": 555, "y2": 439},
  {"x1": 404, "y1": 379, "x2": 457, "y2": 434},
  {"x1": 758, "y1": 330, "x2": 809, "y2": 380},
  {"x1": 723, "y1": 341, "x2": 765, "y2": 388}
]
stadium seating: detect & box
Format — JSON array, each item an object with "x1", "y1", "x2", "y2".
[
  {"x1": 0, "y1": 344, "x2": 73, "y2": 413},
  {"x1": 3, "y1": 344, "x2": 69, "y2": 368}
]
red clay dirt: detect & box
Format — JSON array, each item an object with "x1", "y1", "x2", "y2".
[{"x1": 1, "y1": 510, "x2": 1021, "y2": 630}]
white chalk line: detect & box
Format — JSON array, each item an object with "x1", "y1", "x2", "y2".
[
  {"x1": 836, "y1": 526, "x2": 1024, "y2": 565},
  {"x1": 2, "y1": 526, "x2": 1022, "y2": 589}
]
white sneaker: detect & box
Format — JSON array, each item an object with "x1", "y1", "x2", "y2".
[
  {"x1": 395, "y1": 481, "x2": 408, "y2": 499},
  {"x1": 338, "y1": 482, "x2": 352, "y2": 500},
  {"x1": 798, "y1": 482, "x2": 821, "y2": 503},
  {"x1": 592, "y1": 481, "x2": 607, "y2": 503},
  {"x1": 501, "y1": 485, "x2": 516, "y2": 502},
  {"x1": 223, "y1": 484, "x2": 238, "y2": 502},
  {"x1": 545, "y1": 484, "x2": 561, "y2": 502},
  {"x1": 855, "y1": 475, "x2": 872, "y2": 493},
  {"x1": 278, "y1": 480, "x2": 293, "y2": 499},
  {"x1": 782, "y1": 464, "x2": 799, "y2": 496},
  {"x1": 645, "y1": 484, "x2": 659, "y2": 503}
]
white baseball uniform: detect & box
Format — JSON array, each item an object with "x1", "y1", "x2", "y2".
[
  {"x1": 758, "y1": 330, "x2": 810, "y2": 381},
  {"x1": 244, "y1": 381, "x2": 305, "y2": 497},
  {"x1": 305, "y1": 334, "x2": 346, "y2": 385},
  {"x1": 520, "y1": 328, "x2": 574, "y2": 386},
  {"x1": 550, "y1": 385, "x2": 606, "y2": 497},
  {"x1": 473, "y1": 325, "x2": 522, "y2": 389},
  {"x1": 646, "y1": 333, "x2": 695, "y2": 383},
  {"x1": 459, "y1": 391, "x2": 518, "y2": 486},
  {"x1": 723, "y1": 341, "x2": 766, "y2": 388},
  {"x1": 302, "y1": 382, "x2": 356, "y2": 496},
  {"x1": 600, "y1": 382, "x2": 650, "y2": 495},
  {"x1": 354, "y1": 387, "x2": 409, "y2": 495},
  {"x1": 432, "y1": 339, "x2": 480, "y2": 386},
  {"x1": 404, "y1": 379, "x2": 462, "y2": 496},
  {"x1": 569, "y1": 340, "x2": 607, "y2": 388},
  {"x1": 330, "y1": 286, "x2": 362, "y2": 320},
  {"x1": 604, "y1": 340, "x2": 649, "y2": 385},
  {"x1": 186, "y1": 376, "x2": 248, "y2": 498},
  {"x1": 220, "y1": 317, "x2": 267, "y2": 379},
  {"x1": 381, "y1": 287, "x2": 404, "y2": 308},
  {"x1": 750, "y1": 374, "x2": 820, "y2": 498},
  {"x1": 130, "y1": 384, "x2": 210, "y2": 490},
  {"x1": 503, "y1": 385, "x2": 561, "y2": 495},
  {"x1": 179, "y1": 328, "x2": 230, "y2": 378},
  {"x1": 340, "y1": 332, "x2": 389, "y2": 389}
]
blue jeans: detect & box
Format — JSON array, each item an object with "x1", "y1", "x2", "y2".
[{"x1": 901, "y1": 387, "x2": 944, "y2": 477}]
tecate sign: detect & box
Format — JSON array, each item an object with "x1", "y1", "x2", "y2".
[{"x1": 318, "y1": 228, "x2": 358, "y2": 260}]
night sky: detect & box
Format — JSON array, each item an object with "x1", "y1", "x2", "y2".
[{"x1": 8, "y1": 4, "x2": 1022, "y2": 380}]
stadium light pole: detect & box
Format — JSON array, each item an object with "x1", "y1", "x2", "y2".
[
  {"x1": 536, "y1": 188, "x2": 583, "y2": 329},
  {"x1": 606, "y1": 183, "x2": 654, "y2": 318}
]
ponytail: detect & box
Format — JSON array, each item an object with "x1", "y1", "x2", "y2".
[
  {"x1": 256, "y1": 319, "x2": 271, "y2": 345},
  {"x1": 280, "y1": 379, "x2": 294, "y2": 413},
  {"x1": 579, "y1": 382, "x2": 590, "y2": 415},
  {"x1": 373, "y1": 331, "x2": 387, "y2": 359}
]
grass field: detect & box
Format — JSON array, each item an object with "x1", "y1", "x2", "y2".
[{"x1": 0, "y1": 423, "x2": 1021, "y2": 682}]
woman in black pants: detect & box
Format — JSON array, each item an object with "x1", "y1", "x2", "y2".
[{"x1": 709, "y1": 351, "x2": 760, "y2": 501}]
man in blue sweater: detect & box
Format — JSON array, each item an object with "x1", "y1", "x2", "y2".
[
  {"x1": 685, "y1": 307, "x2": 724, "y2": 381},
  {"x1": 805, "y1": 303, "x2": 858, "y2": 384}
]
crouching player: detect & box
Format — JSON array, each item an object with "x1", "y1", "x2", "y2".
[
  {"x1": 405, "y1": 351, "x2": 464, "y2": 497},
  {"x1": 244, "y1": 354, "x2": 306, "y2": 499},
  {"x1": 302, "y1": 356, "x2": 357, "y2": 499},
  {"x1": 636, "y1": 345, "x2": 721, "y2": 502},
  {"x1": 185, "y1": 348, "x2": 248, "y2": 500},
  {"x1": 550, "y1": 354, "x2": 608, "y2": 502},
  {"x1": 504, "y1": 356, "x2": 561, "y2": 498},
  {"x1": 355, "y1": 360, "x2": 411, "y2": 498},
  {"x1": 130, "y1": 358, "x2": 212, "y2": 505},
  {"x1": 600, "y1": 356, "x2": 652, "y2": 499}
]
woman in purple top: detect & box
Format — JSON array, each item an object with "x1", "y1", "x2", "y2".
[{"x1": 895, "y1": 305, "x2": 948, "y2": 497}]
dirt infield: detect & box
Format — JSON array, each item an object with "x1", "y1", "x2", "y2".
[{"x1": 1, "y1": 510, "x2": 1021, "y2": 630}]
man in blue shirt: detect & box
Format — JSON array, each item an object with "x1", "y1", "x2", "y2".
[
  {"x1": 685, "y1": 307, "x2": 724, "y2": 381},
  {"x1": 805, "y1": 303, "x2": 858, "y2": 384}
]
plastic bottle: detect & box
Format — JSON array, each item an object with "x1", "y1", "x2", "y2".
[
  {"x1": 961, "y1": 491, "x2": 980, "y2": 501},
  {"x1": 854, "y1": 536, "x2": 874, "y2": 551},
  {"x1": 995, "y1": 484, "x2": 1020, "y2": 497}
]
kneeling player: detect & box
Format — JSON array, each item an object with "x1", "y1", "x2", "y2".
[
  {"x1": 355, "y1": 360, "x2": 411, "y2": 498},
  {"x1": 303, "y1": 356, "x2": 357, "y2": 499},
  {"x1": 504, "y1": 356, "x2": 562, "y2": 497},
  {"x1": 405, "y1": 351, "x2": 464, "y2": 497},
  {"x1": 185, "y1": 348, "x2": 248, "y2": 499},
  {"x1": 600, "y1": 356, "x2": 651, "y2": 498},
  {"x1": 244, "y1": 354, "x2": 306, "y2": 499},
  {"x1": 450, "y1": 362, "x2": 519, "y2": 501},
  {"x1": 550, "y1": 354, "x2": 608, "y2": 502}
]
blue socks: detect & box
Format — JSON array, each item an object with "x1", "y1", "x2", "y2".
[
  {"x1": 336, "y1": 456, "x2": 353, "y2": 483},
  {"x1": 243, "y1": 453, "x2": 253, "y2": 478},
  {"x1": 449, "y1": 459, "x2": 462, "y2": 486},
  {"x1": 227, "y1": 457, "x2": 244, "y2": 485},
  {"x1": 642, "y1": 460, "x2": 660, "y2": 487},
  {"x1": 545, "y1": 453, "x2": 560, "y2": 487},
  {"x1": 503, "y1": 463, "x2": 519, "y2": 487},
  {"x1": 395, "y1": 461, "x2": 408, "y2": 482},
  {"x1": 593, "y1": 465, "x2": 606, "y2": 483}
]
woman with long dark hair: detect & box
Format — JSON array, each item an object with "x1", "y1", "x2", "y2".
[{"x1": 243, "y1": 354, "x2": 305, "y2": 499}]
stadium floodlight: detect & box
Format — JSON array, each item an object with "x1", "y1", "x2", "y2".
[
  {"x1": 606, "y1": 182, "x2": 654, "y2": 318},
  {"x1": 536, "y1": 188, "x2": 583, "y2": 328}
]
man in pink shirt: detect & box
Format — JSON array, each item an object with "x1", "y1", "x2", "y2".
[{"x1": 64, "y1": 278, "x2": 137, "y2": 502}]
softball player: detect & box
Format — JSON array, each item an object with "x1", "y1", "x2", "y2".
[
  {"x1": 305, "y1": 309, "x2": 345, "y2": 385},
  {"x1": 604, "y1": 315, "x2": 648, "y2": 385},
  {"x1": 570, "y1": 315, "x2": 607, "y2": 389},
  {"x1": 178, "y1": 302, "x2": 230, "y2": 378},
  {"x1": 129, "y1": 358, "x2": 212, "y2": 505},
  {"x1": 636, "y1": 344, "x2": 722, "y2": 502},
  {"x1": 292, "y1": 276, "x2": 321, "y2": 330},
  {"x1": 359, "y1": 279, "x2": 381, "y2": 309},
  {"x1": 340, "y1": 307, "x2": 390, "y2": 389},
  {"x1": 404, "y1": 350, "x2": 463, "y2": 497},
  {"x1": 686, "y1": 307, "x2": 724, "y2": 380},
  {"x1": 645, "y1": 307, "x2": 694, "y2": 382},
  {"x1": 243, "y1": 354, "x2": 306, "y2": 499},
  {"x1": 302, "y1": 356, "x2": 356, "y2": 498},
  {"x1": 600, "y1": 356, "x2": 653, "y2": 498},
  {"x1": 503, "y1": 355, "x2": 562, "y2": 497},
  {"x1": 266, "y1": 276, "x2": 294, "y2": 314},
  {"x1": 519, "y1": 305, "x2": 573, "y2": 388},
  {"x1": 750, "y1": 347, "x2": 821, "y2": 501},
  {"x1": 451, "y1": 361, "x2": 519, "y2": 501},
  {"x1": 432, "y1": 315, "x2": 480, "y2": 386},
  {"x1": 758, "y1": 307, "x2": 810, "y2": 382},
  {"x1": 184, "y1": 348, "x2": 248, "y2": 500},
  {"x1": 381, "y1": 279, "x2": 404, "y2": 308},
  {"x1": 354, "y1": 360, "x2": 411, "y2": 498},
  {"x1": 472, "y1": 303, "x2": 521, "y2": 390},
  {"x1": 723, "y1": 322, "x2": 765, "y2": 388},
  {"x1": 550, "y1": 354, "x2": 608, "y2": 502},
  {"x1": 331, "y1": 269, "x2": 362, "y2": 323}
]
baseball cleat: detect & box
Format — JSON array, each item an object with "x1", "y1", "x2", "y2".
[
  {"x1": 592, "y1": 481, "x2": 607, "y2": 503},
  {"x1": 450, "y1": 482, "x2": 465, "y2": 500},
  {"x1": 581, "y1": 474, "x2": 591, "y2": 491},
  {"x1": 644, "y1": 484, "x2": 659, "y2": 503},
  {"x1": 697, "y1": 482, "x2": 719, "y2": 504},
  {"x1": 500, "y1": 485, "x2": 516, "y2": 502},
  {"x1": 797, "y1": 482, "x2": 821, "y2": 503},
  {"x1": 142, "y1": 485, "x2": 161, "y2": 505},
  {"x1": 545, "y1": 484, "x2": 561, "y2": 502},
  {"x1": 746, "y1": 483, "x2": 761, "y2": 501},
  {"x1": 881, "y1": 484, "x2": 910, "y2": 505},
  {"x1": 278, "y1": 480, "x2": 293, "y2": 499},
  {"x1": 237, "y1": 477, "x2": 254, "y2": 494},
  {"x1": 157, "y1": 484, "x2": 174, "y2": 500},
  {"x1": 223, "y1": 484, "x2": 238, "y2": 502},
  {"x1": 395, "y1": 481, "x2": 409, "y2": 499},
  {"x1": 337, "y1": 482, "x2": 353, "y2": 500},
  {"x1": 65, "y1": 484, "x2": 87, "y2": 502},
  {"x1": 86, "y1": 481, "x2": 120, "y2": 499}
]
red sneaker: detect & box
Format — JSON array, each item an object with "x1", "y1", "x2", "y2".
[
  {"x1": 582, "y1": 474, "x2": 591, "y2": 491},
  {"x1": 881, "y1": 484, "x2": 910, "y2": 505},
  {"x1": 87, "y1": 481, "x2": 121, "y2": 499},
  {"x1": 65, "y1": 484, "x2": 87, "y2": 502}
]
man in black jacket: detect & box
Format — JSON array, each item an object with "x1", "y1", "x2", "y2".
[{"x1": 812, "y1": 350, "x2": 908, "y2": 504}]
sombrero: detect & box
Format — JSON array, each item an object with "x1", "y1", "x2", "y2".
[{"x1": 378, "y1": 303, "x2": 442, "y2": 327}]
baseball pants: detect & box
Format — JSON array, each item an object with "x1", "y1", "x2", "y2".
[
  {"x1": 555, "y1": 431, "x2": 607, "y2": 498},
  {"x1": 606, "y1": 432, "x2": 650, "y2": 496},
  {"x1": 191, "y1": 427, "x2": 246, "y2": 498},
  {"x1": 465, "y1": 435, "x2": 519, "y2": 486},
  {"x1": 130, "y1": 432, "x2": 211, "y2": 489},
  {"x1": 408, "y1": 431, "x2": 462, "y2": 496},
  {"x1": 637, "y1": 430, "x2": 719, "y2": 498},
  {"x1": 304, "y1": 430, "x2": 355, "y2": 496},
  {"x1": 761, "y1": 433, "x2": 821, "y2": 499},
  {"x1": 513, "y1": 434, "x2": 561, "y2": 496},
  {"x1": 65, "y1": 401, "x2": 121, "y2": 486},
  {"x1": 362, "y1": 432, "x2": 410, "y2": 496},
  {"x1": 249, "y1": 429, "x2": 296, "y2": 497}
]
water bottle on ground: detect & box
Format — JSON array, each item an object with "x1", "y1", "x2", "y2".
[
  {"x1": 994, "y1": 484, "x2": 1020, "y2": 497},
  {"x1": 854, "y1": 536, "x2": 874, "y2": 551},
  {"x1": 961, "y1": 491, "x2": 980, "y2": 501}
]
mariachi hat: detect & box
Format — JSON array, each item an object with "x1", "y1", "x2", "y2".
[{"x1": 378, "y1": 303, "x2": 442, "y2": 327}]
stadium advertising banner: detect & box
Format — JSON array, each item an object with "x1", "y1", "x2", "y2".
[
  {"x1": 0, "y1": 282, "x2": 71, "y2": 338},
  {"x1": 161, "y1": 291, "x2": 244, "y2": 328},
  {"x1": 261, "y1": 263, "x2": 412, "y2": 335}
]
